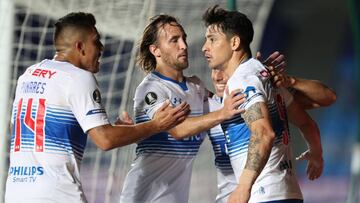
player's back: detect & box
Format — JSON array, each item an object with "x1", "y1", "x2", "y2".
[{"x1": 5, "y1": 59, "x2": 93, "y2": 202}]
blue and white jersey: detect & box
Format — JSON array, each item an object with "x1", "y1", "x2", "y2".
[
  {"x1": 5, "y1": 59, "x2": 109, "y2": 203},
  {"x1": 222, "y1": 58, "x2": 302, "y2": 202},
  {"x1": 208, "y1": 94, "x2": 237, "y2": 203},
  {"x1": 120, "y1": 72, "x2": 207, "y2": 203}
]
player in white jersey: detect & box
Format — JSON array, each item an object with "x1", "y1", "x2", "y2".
[
  {"x1": 207, "y1": 52, "x2": 285, "y2": 203},
  {"x1": 202, "y1": 6, "x2": 324, "y2": 203},
  {"x1": 208, "y1": 93, "x2": 238, "y2": 203},
  {"x1": 120, "y1": 15, "x2": 245, "y2": 203},
  {"x1": 208, "y1": 51, "x2": 336, "y2": 203},
  {"x1": 5, "y1": 12, "x2": 190, "y2": 203}
]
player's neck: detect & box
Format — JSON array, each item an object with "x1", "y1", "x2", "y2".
[
  {"x1": 54, "y1": 51, "x2": 79, "y2": 67},
  {"x1": 224, "y1": 51, "x2": 249, "y2": 78},
  {"x1": 155, "y1": 66, "x2": 184, "y2": 82}
]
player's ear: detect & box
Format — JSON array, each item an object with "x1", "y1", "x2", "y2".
[
  {"x1": 149, "y1": 44, "x2": 161, "y2": 58},
  {"x1": 231, "y1": 36, "x2": 241, "y2": 51},
  {"x1": 75, "y1": 41, "x2": 86, "y2": 56}
]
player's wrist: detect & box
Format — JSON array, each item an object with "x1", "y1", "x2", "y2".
[
  {"x1": 238, "y1": 168, "x2": 258, "y2": 190},
  {"x1": 289, "y1": 76, "x2": 297, "y2": 87},
  {"x1": 149, "y1": 118, "x2": 163, "y2": 133},
  {"x1": 218, "y1": 107, "x2": 230, "y2": 121}
]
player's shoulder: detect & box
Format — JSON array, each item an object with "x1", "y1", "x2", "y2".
[
  {"x1": 232, "y1": 58, "x2": 269, "y2": 83},
  {"x1": 137, "y1": 73, "x2": 163, "y2": 90},
  {"x1": 135, "y1": 73, "x2": 167, "y2": 97}
]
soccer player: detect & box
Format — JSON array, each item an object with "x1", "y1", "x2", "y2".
[
  {"x1": 202, "y1": 6, "x2": 324, "y2": 203},
  {"x1": 119, "y1": 15, "x2": 245, "y2": 203},
  {"x1": 208, "y1": 52, "x2": 336, "y2": 203},
  {"x1": 5, "y1": 12, "x2": 190, "y2": 203}
]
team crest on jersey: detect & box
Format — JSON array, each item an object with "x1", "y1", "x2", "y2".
[
  {"x1": 145, "y1": 92, "x2": 157, "y2": 105},
  {"x1": 92, "y1": 89, "x2": 101, "y2": 103}
]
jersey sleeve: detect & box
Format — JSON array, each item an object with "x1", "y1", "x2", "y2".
[
  {"x1": 134, "y1": 81, "x2": 168, "y2": 119},
  {"x1": 227, "y1": 74, "x2": 266, "y2": 110},
  {"x1": 67, "y1": 72, "x2": 109, "y2": 133}
]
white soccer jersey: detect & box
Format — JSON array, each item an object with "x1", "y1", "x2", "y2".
[
  {"x1": 222, "y1": 58, "x2": 302, "y2": 202},
  {"x1": 208, "y1": 94, "x2": 237, "y2": 203},
  {"x1": 120, "y1": 72, "x2": 206, "y2": 203},
  {"x1": 5, "y1": 59, "x2": 109, "y2": 203}
]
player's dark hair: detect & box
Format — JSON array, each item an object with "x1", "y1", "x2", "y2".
[
  {"x1": 202, "y1": 5, "x2": 254, "y2": 57},
  {"x1": 137, "y1": 14, "x2": 183, "y2": 73},
  {"x1": 54, "y1": 12, "x2": 96, "y2": 45}
]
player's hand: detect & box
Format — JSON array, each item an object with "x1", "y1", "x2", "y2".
[
  {"x1": 227, "y1": 186, "x2": 250, "y2": 203},
  {"x1": 296, "y1": 149, "x2": 324, "y2": 180},
  {"x1": 256, "y1": 51, "x2": 295, "y2": 88},
  {"x1": 268, "y1": 66, "x2": 295, "y2": 88},
  {"x1": 114, "y1": 111, "x2": 134, "y2": 125},
  {"x1": 256, "y1": 51, "x2": 286, "y2": 72},
  {"x1": 221, "y1": 87, "x2": 246, "y2": 120},
  {"x1": 153, "y1": 100, "x2": 190, "y2": 131}
]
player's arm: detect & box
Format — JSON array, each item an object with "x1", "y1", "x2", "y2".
[
  {"x1": 88, "y1": 100, "x2": 189, "y2": 150},
  {"x1": 257, "y1": 51, "x2": 337, "y2": 109},
  {"x1": 287, "y1": 99, "x2": 323, "y2": 180},
  {"x1": 168, "y1": 89, "x2": 245, "y2": 140},
  {"x1": 271, "y1": 71, "x2": 337, "y2": 109},
  {"x1": 228, "y1": 102, "x2": 275, "y2": 203}
]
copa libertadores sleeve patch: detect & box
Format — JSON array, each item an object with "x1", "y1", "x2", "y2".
[
  {"x1": 92, "y1": 89, "x2": 102, "y2": 103},
  {"x1": 145, "y1": 92, "x2": 157, "y2": 105}
]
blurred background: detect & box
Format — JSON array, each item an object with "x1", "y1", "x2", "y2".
[{"x1": 0, "y1": 0, "x2": 358, "y2": 202}]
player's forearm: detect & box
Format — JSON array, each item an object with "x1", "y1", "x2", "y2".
[
  {"x1": 291, "y1": 77, "x2": 337, "y2": 107},
  {"x1": 244, "y1": 126, "x2": 274, "y2": 174},
  {"x1": 169, "y1": 109, "x2": 226, "y2": 139},
  {"x1": 239, "y1": 126, "x2": 274, "y2": 190},
  {"x1": 297, "y1": 118, "x2": 322, "y2": 153},
  {"x1": 89, "y1": 121, "x2": 161, "y2": 150}
]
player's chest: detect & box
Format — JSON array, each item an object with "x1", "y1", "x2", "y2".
[{"x1": 165, "y1": 84, "x2": 204, "y2": 112}]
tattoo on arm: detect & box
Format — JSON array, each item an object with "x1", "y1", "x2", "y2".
[
  {"x1": 243, "y1": 102, "x2": 267, "y2": 173},
  {"x1": 245, "y1": 132, "x2": 263, "y2": 172},
  {"x1": 242, "y1": 103, "x2": 264, "y2": 126}
]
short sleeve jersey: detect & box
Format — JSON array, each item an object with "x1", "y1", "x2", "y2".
[
  {"x1": 222, "y1": 58, "x2": 302, "y2": 202},
  {"x1": 120, "y1": 72, "x2": 207, "y2": 203},
  {"x1": 5, "y1": 59, "x2": 109, "y2": 203}
]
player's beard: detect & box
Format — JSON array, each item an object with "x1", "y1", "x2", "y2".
[
  {"x1": 173, "y1": 61, "x2": 188, "y2": 70},
  {"x1": 162, "y1": 53, "x2": 188, "y2": 71}
]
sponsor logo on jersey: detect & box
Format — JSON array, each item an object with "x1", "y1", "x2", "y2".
[
  {"x1": 31, "y1": 68, "x2": 57, "y2": 79},
  {"x1": 9, "y1": 166, "x2": 44, "y2": 176},
  {"x1": 8, "y1": 166, "x2": 44, "y2": 183},
  {"x1": 145, "y1": 92, "x2": 157, "y2": 105},
  {"x1": 172, "y1": 97, "x2": 182, "y2": 106},
  {"x1": 92, "y1": 89, "x2": 101, "y2": 103}
]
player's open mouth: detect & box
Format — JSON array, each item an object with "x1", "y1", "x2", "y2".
[
  {"x1": 216, "y1": 84, "x2": 225, "y2": 89},
  {"x1": 204, "y1": 54, "x2": 211, "y2": 61}
]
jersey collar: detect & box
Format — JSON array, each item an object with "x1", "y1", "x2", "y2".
[{"x1": 152, "y1": 71, "x2": 188, "y2": 91}]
